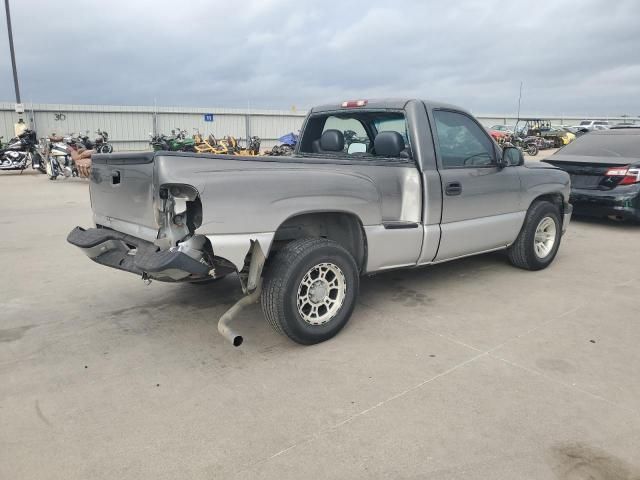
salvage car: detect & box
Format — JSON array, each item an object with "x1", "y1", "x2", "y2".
[
  {"x1": 573, "y1": 120, "x2": 610, "y2": 131},
  {"x1": 489, "y1": 124, "x2": 514, "y2": 134},
  {"x1": 544, "y1": 128, "x2": 640, "y2": 222},
  {"x1": 68, "y1": 99, "x2": 572, "y2": 346},
  {"x1": 540, "y1": 125, "x2": 576, "y2": 147},
  {"x1": 488, "y1": 128, "x2": 510, "y2": 144}
]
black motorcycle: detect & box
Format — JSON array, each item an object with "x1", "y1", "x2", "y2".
[
  {"x1": 75, "y1": 130, "x2": 113, "y2": 153},
  {"x1": 0, "y1": 129, "x2": 46, "y2": 173},
  {"x1": 508, "y1": 135, "x2": 539, "y2": 156},
  {"x1": 94, "y1": 129, "x2": 113, "y2": 153},
  {"x1": 149, "y1": 133, "x2": 170, "y2": 151}
]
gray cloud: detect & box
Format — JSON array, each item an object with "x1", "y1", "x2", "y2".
[{"x1": 1, "y1": 0, "x2": 639, "y2": 116}]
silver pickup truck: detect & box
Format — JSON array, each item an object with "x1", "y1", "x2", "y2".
[{"x1": 68, "y1": 99, "x2": 572, "y2": 346}]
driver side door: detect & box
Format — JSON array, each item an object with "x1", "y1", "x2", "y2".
[{"x1": 432, "y1": 109, "x2": 524, "y2": 261}]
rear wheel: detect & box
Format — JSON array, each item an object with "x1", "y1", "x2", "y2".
[
  {"x1": 261, "y1": 238, "x2": 359, "y2": 345},
  {"x1": 507, "y1": 201, "x2": 562, "y2": 270}
]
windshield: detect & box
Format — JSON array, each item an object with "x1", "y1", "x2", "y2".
[
  {"x1": 580, "y1": 121, "x2": 591, "y2": 126},
  {"x1": 559, "y1": 131, "x2": 640, "y2": 158}
]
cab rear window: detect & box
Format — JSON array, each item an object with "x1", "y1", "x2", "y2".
[{"x1": 299, "y1": 111, "x2": 410, "y2": 159}]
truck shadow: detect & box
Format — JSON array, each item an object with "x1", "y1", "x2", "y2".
[{"x1": 103, "y1": 250, "x2": 511, "y2": 349}]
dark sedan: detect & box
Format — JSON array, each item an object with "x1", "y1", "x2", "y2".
[{"x1": 543, "y1": 129, "x2": 640, "y2": 222}]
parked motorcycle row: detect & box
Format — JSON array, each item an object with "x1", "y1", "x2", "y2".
[
  {"x1": 1, "y1": 126, "x2": 297, "y2": 180},
  {"x1": 150, "y1": 128, "x2": 263, "y2": 156},
  {"x1": 0, "y1": 128, "x2": 113, "y2": 179},
  {"x1": 149, "y1": 129, "x2": 302, "y2": 157}
]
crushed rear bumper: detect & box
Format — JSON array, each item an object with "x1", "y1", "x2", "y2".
[{"x1": 67, "y1": 227, "x2": 211, "y2": 281}]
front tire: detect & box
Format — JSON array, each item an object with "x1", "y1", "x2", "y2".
[
  {"x1": 507, "y1": 201, "x2": 562, "y2": 270},
  {"x1": 526, "y1": 144, "x2": 538, "y2": 156},
  {"x1": 261, "y1": 238, "x2": 359, "y2": 345}
]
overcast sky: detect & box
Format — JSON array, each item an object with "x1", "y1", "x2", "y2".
[{"x1": 1, "y1": 0, "x2": 639, "y2": 116}]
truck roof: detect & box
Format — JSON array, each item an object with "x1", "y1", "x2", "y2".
[{"x1": 310, "y1": 98, "x2": 467, "y2": 114}]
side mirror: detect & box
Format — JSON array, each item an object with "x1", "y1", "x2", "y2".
[{"x1": 501, "y1": 146, "x2": 524, "y2": 167}]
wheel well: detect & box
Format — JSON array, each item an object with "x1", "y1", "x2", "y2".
[
  {"x1": 272, "y1": 212, "x2": 367, "y2": 272},
  {"x1": 531, "y1": 193, "x2": 564, "y2": 216}
]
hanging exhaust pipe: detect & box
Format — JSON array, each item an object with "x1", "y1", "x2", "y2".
[{"x1": 217, "y1": 278, "x2": 263, "y2": 347}]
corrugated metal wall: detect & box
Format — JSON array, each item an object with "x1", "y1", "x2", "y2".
[
  {"x1": 1, "y1": 102, "x2": 637, "y2": 152},
  {"x1": 0, "y1": 103, "x2": 307, "y2": 151}
]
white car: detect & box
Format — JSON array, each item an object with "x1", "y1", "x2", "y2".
[{"x1": 573, "y1": 120, "x2": 610, "y2": 131}]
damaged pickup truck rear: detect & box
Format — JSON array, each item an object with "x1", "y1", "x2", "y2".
[{"x1": 68, "y1": 99, "x2": 572, "y2": 346}]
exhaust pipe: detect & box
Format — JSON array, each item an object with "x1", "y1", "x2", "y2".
[{"x1": 217, "y1": 278, "x2": 263, "y2": 347}]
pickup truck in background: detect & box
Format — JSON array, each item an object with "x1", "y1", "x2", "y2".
[{"x1": 68, "y1": 99, "x2": 572, "y2": 346}]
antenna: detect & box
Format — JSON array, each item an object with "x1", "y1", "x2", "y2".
[{"x1": 516, "y1": 81, "x2": 523, "y2": 121}]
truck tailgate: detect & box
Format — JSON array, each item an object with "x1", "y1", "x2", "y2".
[{"x1": 90, "y1": 152, "x2": 159, "y2": 241}]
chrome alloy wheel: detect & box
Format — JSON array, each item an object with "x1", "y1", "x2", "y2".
[
  {"x1": 534, "y1": 216, "x2": 557, "y2": 259},
  {"x1": 297, "y1": 262, "x2": 347, "y2": 325}
]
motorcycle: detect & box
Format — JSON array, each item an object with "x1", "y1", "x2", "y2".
[
  {"x1": 244, "y1": 136, "x2": 261, "y2": 155},
  {"x1": 73, "y1": 129, "x2": 113, "y2": 153},
  {"x1": 41, "y1": 134, "x2": 78, "y2": 180},
  {"x1": 149, "y1": 133, "x2": 169, "y2": 151},
  {"x1": 0, "y1": 129, "x2": 46, "y2": 173},
  {"x1": 505, "y1": 135, "x2": 538, "y2": 156},
  {"x1": 150, "y1": 129, "x2": 196, "y2": 152},
  {"x1": 94, "y1": 129, "x2": 113, "y2": 153}
]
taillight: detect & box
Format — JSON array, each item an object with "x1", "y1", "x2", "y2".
[
  {"x1": 605, "y1": 166, "x2": 640, "y2": 185},
  {"x1": 341, "y1": 100, "x2": 368, "y2": 108}
]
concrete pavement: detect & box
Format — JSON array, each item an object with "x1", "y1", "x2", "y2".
[{"x1": 1, "y1": 171, "x2": 639, "y2": 479}]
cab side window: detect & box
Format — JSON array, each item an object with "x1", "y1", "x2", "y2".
[{"x1": 433, "y1": 110, "x2": 495, "y2": 168}]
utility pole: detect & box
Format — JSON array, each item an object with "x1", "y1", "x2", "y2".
[{"x1": 4, "y1": 0, "x2": 21, "y2": 104}]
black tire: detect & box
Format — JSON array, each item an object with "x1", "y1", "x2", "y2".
[
  {"x1": 526, "y1": 144, "x2": 538, "y2": 156},
  {"x1": 261, "y1": 238, "x2": 359, "y2": 345},
  {"x1": 32, "y1": 153, "x2": 46, "y2": 173},
  {"x1": 507, "y1": 201, "x2": 562, "y2": 270}
]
